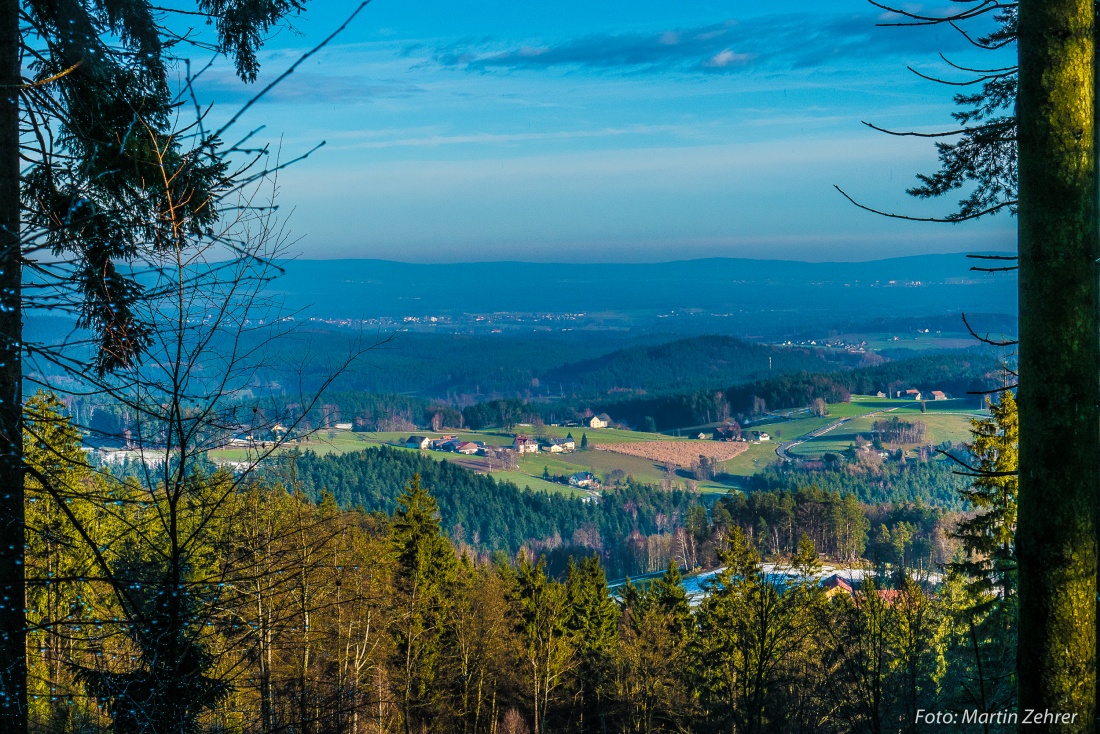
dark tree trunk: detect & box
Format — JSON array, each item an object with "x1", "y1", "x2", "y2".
[
  {"x1": 1016, "y1": 0, "x2": 1099, "y2": 725},
  {"x1": 0, "y1": 0, "x2": 21, "y2": 729}
]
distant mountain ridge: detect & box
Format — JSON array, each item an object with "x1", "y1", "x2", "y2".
[{"x1": 271, "y1": 254, "x2": 1017, "y2": 337}]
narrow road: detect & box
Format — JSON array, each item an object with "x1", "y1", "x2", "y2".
[{"x1": 775, "y1": 408, "x2": 898, "y2": 462}]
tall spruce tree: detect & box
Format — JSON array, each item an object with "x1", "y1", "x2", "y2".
[
  {"x1": 565, "y1": 555, "x2": 618, "y2": 734},
  {"x1": 861, "y1": 0, "x2": 1100, "y2": 713},
  {"x1": 1015, "y1": 0, "x2": 1099, "y2": 718},
  {"x1": 0, "y1": 3, "x2": 330, "y2": 730},
  {"x1": 952, "y1": 390, "x2": 1019, "y2": 599},
  {"x1": 390, "y1": 475, "x2": 457, "y2": 733}
]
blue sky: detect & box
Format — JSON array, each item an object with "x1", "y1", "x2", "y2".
[{"x1": 194, "y1": 0, "x2": 1016, "y2": 262}]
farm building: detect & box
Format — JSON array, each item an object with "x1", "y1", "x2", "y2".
[
  {"x1": 930, "y1": 390, "x2": 947, "y2": 400},
  {"x1": 405, "y1": 436, "x2": 431, "y2": 450},
  {"x1": 588, "y1": 413, "x2": 612, "y2": 429},
  {"x1": 430, "y1": 435, "x2": 458, "y2": 450},
  {"x1": 455, "y1": 442, "x2": 481, "y2": 455},
  {"x1": 569, "y1": 471, "x2": 599, "y2": 488},
  {"x1": 822, "y1": 575, "x2": 853, "y2": 598},
  {"x1": 513, "y1": 435, "x2": 540, "y2": 454}
]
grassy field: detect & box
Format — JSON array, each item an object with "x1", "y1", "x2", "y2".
[
  {"x1": 786, "y1": 401, "x2": 985, "y2": 459},
  {"x1": 486, "y1": 471, "x2": 588, "y2": 497},
  {"x1": 717, "y1": 442, "x2": 781, "y2": 477},
  {"x1": 516, "y1": 444, "x2": 736, "y2": 495},
  {"x1": 849, "y1": 332, "x2": 985, "y2": 352},
  {"x1": 207, "y1": 394, "x2": 988, "y2": 495},
  {"x1": 537, "y1": 425, "x2": 676, "y2": 444}
]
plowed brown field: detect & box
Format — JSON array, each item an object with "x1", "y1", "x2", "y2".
[{"x1": 597, "y1": 440, "x2": 748, "y2": 467}]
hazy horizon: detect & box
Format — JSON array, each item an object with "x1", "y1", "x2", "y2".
[
  {"x1": 275, "y1": 250, "x2": 1018, "y2": 266},
  {"x1": 196, "y1": 0, "x2": 1018, "y2": 262}
]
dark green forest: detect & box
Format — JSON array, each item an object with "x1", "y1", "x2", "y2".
[{"x1": 277, "y1": 445, "x2": 967, "y2": 581}]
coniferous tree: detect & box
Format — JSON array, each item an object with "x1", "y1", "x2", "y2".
[
  {"x1": 943, "y1": 389, "x2": 1019, "y2": 720},
  {"x1": 565, "y1": 555, "x2": 617, "y2": 734},
  {"x1": 514, "y1": 555, "x2": 575, "y2": 734},
  {"x1": 1015, "y1": 0, "x2": 1098, "y2": 712},
  {"x1": 952, "y1": 391, "x2": 1018, "y2": 599},
  {"x1": 390, "y1": 475, "x2": 458, "y2": 733}
]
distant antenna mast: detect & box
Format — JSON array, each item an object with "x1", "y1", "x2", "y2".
[{"x1": 769, "y1": 357, "x2": 772, "y2": 370}]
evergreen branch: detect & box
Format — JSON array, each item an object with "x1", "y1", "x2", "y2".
[{"x1": 833, "y1": 185, "x2": 1014, "y2": 222}]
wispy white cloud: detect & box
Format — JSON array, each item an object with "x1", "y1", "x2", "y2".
[
  {"x1": 427, "y1": 12, "x2": 977, "y2": 75},
  {"x1": 328, "y1": 124, "x2": 688, "y2": 150}
]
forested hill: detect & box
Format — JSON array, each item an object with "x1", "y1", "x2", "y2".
[
  {"x1": 744, "y1": 460, "x2": 969, "y2": 510},
  {"x1": 542, "y1": 335, "x2": 861, "y2": 396},
  {"x1": 280, "y1": 444, "x2": 971, "y2": 577},
  {"x1": 596, "y1": 351, "x2": 1000, "y2": 429},
  {"x1": 283, "y1": 446, "x2": 701, "y2": 577}
]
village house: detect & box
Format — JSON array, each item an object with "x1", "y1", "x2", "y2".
[
  {"x1": 405, "y1": 435, "x2": 431, "y2": 450},
  {"x1": 430, "y1": 434, "x2": 458, "y2": 450},
  {"x1": 897, "y1": 388, "x2": 922, "y2": 400},
  {"x1": 821, "y1": 574, "x2": 904, "y2": 604},
  {"x1": 822, "y1": 575, "x2": 853, "y2": 598},
  {"x1": 513, "y1": 435, "x2": 540, "y2": 454},
  {"x1": 588, "y1": 413, "x2": 612, "y2": 429},
  {"x1": 569, "y1": 471, "x2": 599, "y2": 488},
  {"x1": 455, "y1": 441, "x2": 481, "y2": 455},
  {"x1": 930, "y1": 390, "x2": 947, "y2": 400},
  {"x1": 560, "y1": 435, "x2": 576, "y2": 451},
  {"x1": 542, "y1": 441, "x2": 565, "y2": 454}
]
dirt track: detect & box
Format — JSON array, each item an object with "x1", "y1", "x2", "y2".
[{"x1": 598, "y1": 440, "x2": 748, "y2": 468}]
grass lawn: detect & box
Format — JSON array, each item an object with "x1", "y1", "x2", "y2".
[
  {"x1": 855, "y1": 333, "x2": 984, "y2": 351},
  {"x1": 787, "y1": 411, "x2": 981, "y2": 458},
  {"x1": 516, "y1": 445, "x2": 738, "y2": 495},
  {"x1": 746, "y1": 415, "x2": 833, "y2": 442},
  {"x1": 487, "y1": 470, "x2": 587, "y2": 497},
  {"x1": 536, "y1": 425, "x2": 681, "y2": 445},
  {"x1": 518, "y1": 449, "x2": 668, "y2": 487},
  {"x1": 718, "y1": 442, "x2": 780, "y2": 477}
]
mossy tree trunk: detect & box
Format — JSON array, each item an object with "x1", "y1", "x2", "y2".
[
  {"x1": 0, "y1": 0, "x2": 21, "y2": 729},
  {"x1": 1016, "y1": 0, "x2": 1099, "y2": 725}
]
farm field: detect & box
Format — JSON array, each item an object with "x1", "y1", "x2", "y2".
[
  {"x1": 484, "y1": 470, "x2": 587, "y2": 497},
  {"x1": 717, "y1": 442, "x2": 780, "y2": 477},
  {"x1": 599, "y1": 441, "x2": 746, "y2": 466},
  {"x1": 786, "y1": 407, "x2": 984, "y2": 459},
  {"x1": 205, "y1": 394, "x2": 987, "y2": 496},
  {"x1": 537, "y1": 425, "x2": 671, "y2": 444},
  {"x1": 745, "y1": 415, "x2": 833, "y2": 441},
  {"x1": 516, "y1": 446, "x2": 736, "y2": 495},
  {"x1": 207, "y1": 426, "x2": 719, "y2": 496}
]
